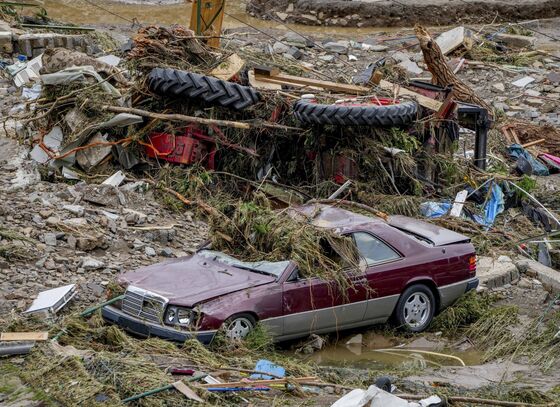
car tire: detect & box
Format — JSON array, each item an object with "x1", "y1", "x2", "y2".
[
  {"x1": 148, "y1": 68, "x2": 260, "y2": 110},
  {"x1": 223, "y1": 313, "x2": 256, "y2": 341},
  {"x1": 293, "y1": 99, "x2": 418, "y2": 127},
  {"x1": 395, "y1": 284, "x2": 435, "y2": 332}
]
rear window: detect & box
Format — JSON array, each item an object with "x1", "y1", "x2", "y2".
[
  {"x1": 352, "y1": 232, "x2": 401, "y2": 264},
  {"x1": 390, "y1": 226, "x2": 434, "y2": 247}
]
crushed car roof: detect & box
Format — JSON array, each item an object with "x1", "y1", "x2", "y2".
[{"x1": 289, "y1": 204, "x2": 384, "y2": 230}]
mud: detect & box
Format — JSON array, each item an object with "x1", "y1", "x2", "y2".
[{"x1": 247, "y1": 0, "x2": 560, "y2": 28}]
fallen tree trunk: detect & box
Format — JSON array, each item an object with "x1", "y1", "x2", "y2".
[{"x1": 415, "y1": 25, "x2": 493, "y2": 114}]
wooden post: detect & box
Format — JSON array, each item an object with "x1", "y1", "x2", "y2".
[{"x1": 189, "y1": 0, "x2": 225, "y2": 48}]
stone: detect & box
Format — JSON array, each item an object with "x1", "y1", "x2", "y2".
[
  {"x1": 323, "y1": 41, "x2": 348, "y2": 54},
  {"x1": 81, "y1": 257, "x2": 105, "y2": 270},
  {"x1": 63, "y1": 218, "x2": 88, "y2": 228},
  {"x1": 282, "y1": 31, "x2": 311, "y2": 48},
  {"x1": 318, "y1": 55, "x2": 335, "y2": 62},
  {"x1": 301, "y1": 14, "x2": 318, "y2": 23},
  {"x1": 286, "y1": 3, "x2": 294, "y2": 12},
  {"x1": 524, "y1": 89, "x2": 541, "y2": 97},
  {"x1": 287, "y1": 46, "x2": 303, "y2": 59},
  {"x1": 161, "y1": 247, "x2": 174, "y2": 257},
  {"x1": 63, "y1": 204, "x2": 85, "y2": 216},
  {"x1": 272, "y1": 41, "x2": 289, "y2": 54},
  {"x1": 494, "y1": 33, "x2": 536, "y2": 49},
  {"x1": 145, "y1": 246, "x2": 156, "y2": 257},
  {"x1": 547, "y1": 72, "x2": 560, "y2": 84},
  {"x1": 398, "y1": 59, "x2": 423, "y2": 75},
  {"x1": 362, "y1": 43, "x2": 388, "y2": 52},
  {"x1": 43, "y1": 233, "x2": 57, "y2": 247},
  {"x1": 275, "y1": 12, "x2": 288, "y2": 21},
  {"x1": 493, "y1": 102, "x2": 510, "y2": 111},
  {"x1": 492, "y1": 83, "x2": 505, "y2": 92}
]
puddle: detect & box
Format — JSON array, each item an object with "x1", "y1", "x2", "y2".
[
  {"x1": 306, "y1": 333, "x2": 483, "y2": 370},
  {"x1": 43, "y1": 0, "x2": 403, "y2": 36}
]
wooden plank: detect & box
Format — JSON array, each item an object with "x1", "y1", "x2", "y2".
[
  {"x1": 255, "y1": 69, "x2": 443, "y2": 111},
  {"x1": 210, "y1": 54, "x2": 245, "y2": 81},
  {"x1": 172, "y1": 381, "x2": 204, "y2": 402},
  {"x1": 189, "y1": 0, "x2": 224, "y2": 48},
  {"x1": 254, "y1": 76, "x2": 323, "y2": 91},
  {"x1": 378, "y1": 80, "x2": 443, "y2": 111},
  {"x1": 1, "y1": 332, "x2": 48, "y2": 341},
  {"x1": 248, "y1": 70, "x2": 282, "y2": 90},
  {"x1": 255, "y1": 72, "x2": 370, "y2": 95},
  {"x1": 522, "y1": 138, "x2": 546, "y2": 148}
]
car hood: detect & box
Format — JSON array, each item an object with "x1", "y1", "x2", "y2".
[{"x1": 118, "y1": 254, "x2": 276, "y2": 307}]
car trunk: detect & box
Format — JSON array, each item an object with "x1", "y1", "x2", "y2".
[{"x1": 388, "y1": 215, "x2": 471, "y2": 246}]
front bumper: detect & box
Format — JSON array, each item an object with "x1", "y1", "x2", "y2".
[{"x1": 102, "y1": 305, "x2": 217, "y2": 345}]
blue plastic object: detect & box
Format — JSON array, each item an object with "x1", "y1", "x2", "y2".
[
  {"x1": 419, "y1": 202, "x2": 451, "y2": 218},
  {"x1": 250, "y1": 359, "x2": 285, "y2": 380},
  {"x1": 508, "y1": 144, "x2": 549, "y2": 176},
  {"x1": 481, "y1": 183, "x2": 504, "y2": 228},
  {"x1": 17, "y1": 55, "x2": 27, "y2": 62}
]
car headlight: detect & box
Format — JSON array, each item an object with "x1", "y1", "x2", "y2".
[{"x1": 165, "y1": 306, "x2": 194, "y2": 327}]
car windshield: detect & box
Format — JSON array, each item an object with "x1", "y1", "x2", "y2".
[{"x1": 198, "y1": 249, "x2": 290, "y2": 278}]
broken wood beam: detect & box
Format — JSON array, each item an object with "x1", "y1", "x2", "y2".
[
  {"x1": 378, "y1": 80, "x2": 443, "y2": 111},
  {"x1": 102, "y1": 106, "x2": 299, "y2": 131},
  {"x1": 1, "y1": 332, "x2": 49, "y2": 341},
  {"x1": 255, "y1": 72, "x2": 370, "y2": 94},
  {"x1": 521, "y1": 138, "x2": 546, "y2": 148},
  {"x1": 254, "y1": 69, "x2": 443, "y2": 111}
]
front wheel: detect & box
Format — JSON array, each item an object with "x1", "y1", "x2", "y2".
[
  {"x1": 395, "y1": 284, "x2": 435, "y2": 332},
  {"x1": 223, "y1": 313, "x2": 256, "y2": 341}
]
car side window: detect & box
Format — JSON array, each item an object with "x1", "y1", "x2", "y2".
[{"x1": 352, "y1": 232, "x2": 400, "y2": 265}]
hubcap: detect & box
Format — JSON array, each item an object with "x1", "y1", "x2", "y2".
[
  {"x1": 225, "y1": 317, "x2": 253, "y2": 340},
  {"x1": 403, "y1": 292, "x2": 431, "y2": 329}
]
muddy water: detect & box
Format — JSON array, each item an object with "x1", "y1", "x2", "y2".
[
  {"x1": 43, "y1": 0, "x2": 402, "y2": 36},
  {"x1": 308, "y1": 333, "x2": 482, "y2": 369}
]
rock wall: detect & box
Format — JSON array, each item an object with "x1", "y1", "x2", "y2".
[{"x1": 247, "y1": 0, "x2": 560, "y2": 27}]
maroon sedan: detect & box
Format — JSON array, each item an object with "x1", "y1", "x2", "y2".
[{"x1": 102, "y1": 204, "x2": 478, "y2": 344}]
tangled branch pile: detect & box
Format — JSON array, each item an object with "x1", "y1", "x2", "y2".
[{"x1": 209, "y1": 194, "x2": 360, "y2": 282}]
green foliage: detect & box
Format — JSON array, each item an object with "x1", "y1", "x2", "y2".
[
  {"x1": 382, "y1": 128, "x2": 420, "y2": 154},
  {"x1": 514, "y1": 175, "x2": 537, "y2": 199},
  {"x1": 431, "y1": 291, "x2": 495, "y2": 336}
]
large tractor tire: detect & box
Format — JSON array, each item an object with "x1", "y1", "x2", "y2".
[
  {"x1": 148, "y1": 68, "x2": 260, "y2": 110},
  {"x1": 293, "y1": 98, "x2": 418, "y2": 127}
]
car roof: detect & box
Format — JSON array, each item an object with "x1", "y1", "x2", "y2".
[{"x1": 289, "y1": 203, "x2": 384, "y2": 232}]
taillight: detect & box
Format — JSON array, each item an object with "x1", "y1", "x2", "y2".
[{"x1": 468, "y1": 255, "x2": 477, "y2": 273}]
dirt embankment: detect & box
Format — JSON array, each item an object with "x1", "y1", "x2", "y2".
[{"x1": 247, "y1": 0, "x2": 560, "y2": 27}]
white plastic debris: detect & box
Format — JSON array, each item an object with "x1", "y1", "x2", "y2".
[
  {"x1": 13, "y1": 54, "x2": 43, "y2": 87},
  {"x1": 450, "y1": 189, "x2": 468, "y2": 217},
  {"x1": 332, "y1": 386, "x2": 443, "y2": 407},
  {"x1": 102, "y1": 170, "x2": 126, "y2": 187},
  {"x1": 96, "y1": 54, "x2": 121, "y2": 67},
  {"x1": 25, "y1": 284, "x2": 76, "y2": 317},
  {"x1": 511, "y1": 76, "x2": 535, "y2": 88}
]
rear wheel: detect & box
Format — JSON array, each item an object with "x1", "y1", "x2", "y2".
[
  {"x1": 223, "y1": 313, "x2": 256, "y2": 341},
  {"x1": 395, "y1": 284, "x2": 435, "y2": 332}
]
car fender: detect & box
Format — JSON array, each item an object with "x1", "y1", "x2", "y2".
[
  {"x1": 400, "y1": 276, "x2": 441, "y2": 307},
  {"x1": 196, "y1": 283, "x2": 283, "y2": 330}
]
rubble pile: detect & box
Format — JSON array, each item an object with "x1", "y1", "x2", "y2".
[{"x1": 1, "y1": 6, "x2": 560, "y2": 407}]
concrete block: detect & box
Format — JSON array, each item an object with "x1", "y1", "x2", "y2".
[
  {"x1": 477, "y1": 256, "x2": 520, "y2": 289},
  {"x1": 516, "y1": 259, "x2": 560, "y2": 294},
  {"x1": 495, "y1": 33, "x2": 536, "y2": 49}
]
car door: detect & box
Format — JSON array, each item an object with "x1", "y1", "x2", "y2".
[
  {"x1": 281, "y1": 266, "x2": 368, "y2": 336},
  {"x1": 351, "y1": 231, "x2": 405, "y2": 322}
]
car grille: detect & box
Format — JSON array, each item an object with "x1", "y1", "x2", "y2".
[{"x1": 121, "y1": 286, "x2": 168, "y2": 324}]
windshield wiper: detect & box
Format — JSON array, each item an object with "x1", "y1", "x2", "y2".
[{"x1": 231, "y1": 264, "x2": 274, "y2": 276}]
